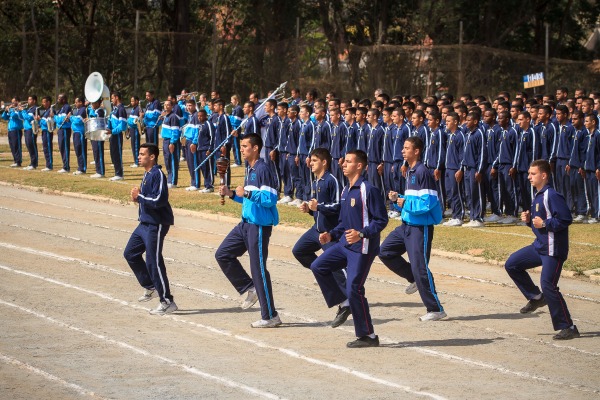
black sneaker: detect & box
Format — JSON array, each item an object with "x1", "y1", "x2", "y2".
[
  {"x1": 520, "y1": 295, "x2": 547, "y2": 314},
  {"x1": 553, "y1": 325, "x2": 580, "y2": 340},
  {"x1": 331, "y1": 306, "x2": 351, "y2": 328},
  {"x1": 347, "y1": 335, "x2": 379, "y2": 348}
]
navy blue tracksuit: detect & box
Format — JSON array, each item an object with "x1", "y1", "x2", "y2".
[
  {"x1": 462, "y1": 127, "x2": 487, "y2": 221},
  {"x1": 445, "y1": 130, "x2": 465, "y2": 220},
  {"x1": 124, "y1": 164, "x2": 175, "y2": 303},
  {"x1": 505, "y1": 185, "x2": 574, "y2": 331},
  {"x1": 215, "y1": 158, "x2": 280, "y2": 321},
  {"x1": 311, "y1": 177, "x2": 388, "y2": 338},
  {"x1": 292, "y1": 171, "x2": 345, "y2": 291},
  {"x1": 379, "y1": 162, "x2": 444, "y2": 313}
]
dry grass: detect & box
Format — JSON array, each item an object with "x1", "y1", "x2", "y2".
[{"x1": 1, "y1": 140, "x2": 599, "y2": 273}]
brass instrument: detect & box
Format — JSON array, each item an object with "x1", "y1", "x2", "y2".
[
  {"x1": 4, "y1": 101, "x2": 27, "y2": 112},
  {"x1": 177, "y1": 91, "x2": 199, "y2": 101}
]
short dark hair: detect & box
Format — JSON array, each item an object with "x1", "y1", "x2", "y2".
[
  {"x1": 346, "y1": 149, "x2": 368, "y2": 168},
  {"x1": 266, "y1": 99, "x2": 277, "y2": 109},
  {"x1": 530, "y1": 159, "x2": 551, "y2": 176},
  {"x1": 244, "y1": 101, "x2": 255, "y2": 111},
  {"x1": 140, "y1": 142, "x2": 159, "y2": 160},
  {"x1": 310, "y1": 147, "x2": 332, "y2": 170},
  {"x1": 242, "y1": 133, "x2": 263, "y2": 152},
  {"x1": 405, "y1": 136, "x2": 424, "y2": 154}
]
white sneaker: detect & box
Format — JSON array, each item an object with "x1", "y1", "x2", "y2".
[
  {"x1": 484, "y1": 214, "x2": 502, "y2": 223},
  {"x1": 149, "y1": 300, "x2": 178, "y2": 315},
  {"x1": 90, "y1": 173, "x2": 103, "y2": 179},
  {"x1": 90, "y1": 161, "x2": 95, "y2": 165},
  {"x1": 179, "y1": 157, "x2": 185, "y2": 162},
  {"x1": 110, "y1": 176, "x2": 124, "y2": 181},
  {"x1": 464, "y1": 220, "x2": 484, "y2": 228},
  {"x1": 231, "y1": 163, "x2": 241, "y2": 168},
  {"x1": 185, "y1": 186, "x2": 199, "y2": 191},
  {"x1": 57, "y1": 169, "x2": 68, "y2": 174},
  {"x1": 573, "y1": 215, "x2": 586, "y2": 222},
  {"x1": 9, "y1": 163, "x2": 19, "y2": 167},
  {"x1": 130, "y1": 163, "x2": 139, "y2": 168},
  {"x1": 138, "y1": 288, "x2": 158, "y2": 302},
  {"x1": 388, "y1": 210, "x2": 400, "y2": 218},
  {"x1": 516, "y1": 221, "x2": 527, "y2": 226},
  {"x1": 23, "y1": 166, "x2": 35, "y2": 170},
  {"x1": 405, "y1": 282, "x2": 418, "y2": 295},
  {"x1": 443, "y1": 218, "x2": 463, "y2": 227},
  {"x1": 288, "y1": 198, "x2": 303, "y2": 207},
  {"x1": 278, "y1": 196, "x2": 293, "y2": 204},
  {"x1": 420, "y1": 311, "x2": 447, "y2": 321},
  {"x1": 41, "y1": 168, "x2": 51, "y2": 172},
  {"x1": 443, "y1": 209, "x2": 452, "y2": 217},
  {"x1": 498, "y1": 216, "x2": 517, "y2": 224},
  {"x1": 241, "y1": 289, "x2": 258, "y2": 309},
  {"x1": 587, "y1": 218, "x2": 598, "y2": 224},
  {"x1": 167, "y1": 183, "x2": 176, "y2": 189},
  {"x1": 199, "y1": 187, "x2": 214, "y2": 193},
  {"x1": 251, "y1": 314, "x2": 282, "y2": 328},
  {"x1": 73, "y1": 170, "x2": 85, "y2": 175}
]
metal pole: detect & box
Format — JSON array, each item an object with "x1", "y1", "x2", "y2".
[
  {"x1": 545, "y1": 22, "x2": 549, "y2": 89},
  {"x1": 458, "y1": 20, "x2": 463, "y2": 96},
  {"x1": 134, "y1": 10, "x2": 139, "y2": 93},
  {"x1": 55, "y1": 8, "x2": 59, "y2": 99}
]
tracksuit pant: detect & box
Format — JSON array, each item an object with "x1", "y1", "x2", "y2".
[
  {"x1": 331, "y1": 159, "x2": 345, "y2": 189},
  {"x1": 311, "y1": 240, "x2": 379, "y2": 338},
  {"x1": 146, "y1": 127, "x2": 159, "y2": 144},
  {"x1": 41, "y1": 130, "x2": 53, "y2": 169},
  {"x1": 298, "y1": 154, "x2": 310, "y2": 201},
  {"x1": 379, "y1": 223, "x2": 444, "y2": 313},
  {"x1": 287, "y1": 153, "x2": 300, "y2": 199},
  {"x1": 185, "y1": 141, "x2": 201, "y2": 188},
  {"x1": 382, "y1": 162, "x2": 394, "y2": 202},
  {"x1": 7, "y1": 130, "x2": 23, "y2": 166},
  {"x1": 556, "y1": 159, "x2": 572, "y2": 211},
  {"x1": 124, "y1": 223, "x2": 173, "y2": 303},
  {"x1": 393, "y1": 161, "x2": 405, "y2": 194},
  {"x1": 23, "y1": 129, "x2": 38, "y2": 168},
  {"x1": 505, "y1": 245, "x2": 573, "y2": 330},
  {"x1": 486, "y1": 165, "x2": 501, "y2": 216},
  {"x1": 162, "y1": 138, "x2": 180, "y2": 186},
  {"x1": 58, "y1": 128, "x2": 71, "y2": 171},
  {"x1": 292, "y1": 226, "x2": 347, "y2": 293},
  {"x1": 367, "y1": 161, "x2": 384, "y2": 197},
  {"x1": 110, "y1": 133, "x2": 124, "y2": 177},
  {"x1": 264, "y1": 146, "x2": 281, "y2": 193},
  {"x1": 428, "y1": 167, "x2": 446, "y2": 212},
  {"x1": 91, "y1": 140, "x2": 105, "y2": 176},
  {"x1": 445, "y1": 168, "x2": 464, "y2": 220},
  {"x1": 279, "y1": 152, "x2": 293, "y2": 197},
  {"x1": 518, "y1": 171, "x2": 534, "y2": 215},
  {"x1": 73, "y1": 131, "x2": 87, "y2": 173},
  {"x1": 198, "y1": 148, "x2": 214, "y2": 189},
  {"x1": 215, "y1": 222, "x2": 277, "y2": 321},
  {"x1": 130, "y1": 128, "x2": 141, "y2": 166},
  {"x1": 498, "y1": 164, "x2": 518, "y2": 216},
  {"x1": 585, "y1": 173, "x2": 600, "y2": 219},
  {"x1": 465, "y1": 167, "x2": 485, "y2": 221},
  {"x1": 571, "y1": 168, "x2": 586, "y2": 216}
]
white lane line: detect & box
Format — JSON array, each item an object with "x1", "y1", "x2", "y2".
[
  {"x1": 0, "y1": 298, "x2": 285, "y2": 400},
  {"x1": 0, "y1": 353, "x2": 108, "y2": 399},
  {"x1": 2, "y1": 262, "x2": 599, "y2": 397},
  {"x1": 476, "y1": 228, "x2": 600, "y2": 248},
  {"x1": 0, "y1": 264, "x2": 446, "y2": 400}
]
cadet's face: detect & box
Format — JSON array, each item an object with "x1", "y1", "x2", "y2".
[
  {"x1": 466, "y1": 116, "x2": 477, "y2": 129},
  {"x1": 510, "y1": 108, "x2": 519, "y2": 119},
  {"x1": 446, "y1": 117, "x2": 457, "y2": 130},
  {"x1": 42, "y1": 99, "x2": 50, "y2": 108},
  {"x1": 145, "y1": 93, "x2": 152, "y2": 102},
  {"x1": 555, "y1": 110, "x2": 567, "y2": 123},
  {"x1": 584, "y1": 116, "x2": 596, "y2": 131},
  {"x1": 571, "y1": 115, "x2": 581, "y2": 128},
  {"x1": 240, "y1": 139, "x2": 258, "y2": 159},
  {"x1": 595, "y1": 100, "x2": 600, "y2": 111},
  {"x1": 342, "y1": 154, "x2": 362, "y2": 177},
  {"x1": 411, "y1": 114, "x2": 421, "y2": 127},
  {"x1": 483, "y1": 112, "x2": 494, "y2": 125},
  {"x1": 330, "y1": 112, "x2": 339, "y2": 123},
  {"x1": 198, "y1": 112, "x2": 206, "y2": 122},
  {"x1": 277, "y1": 106, "x2": 286, "y2": 118},
  {"x1": 299, "y1": 108, "x2": 308, "y2": 120},
  {"x1": 186, "y1": 103, "x2": 195, "y2": 113},
  {"x1": 164, "y1": 101, "x2": 173, "y2": 112},
  {"x1": 530, "y1": 109, "x2": 538, "y2": 120},
  {"x1": 392, "y1": 111, "x2": 402, "y2": 125},
  {"x1": 356, "y1": 112, "x2": 365, "y2": 123},
  {"x1": 328, "y1": 101, "x2": 337, "y2": 111},
  {"x1": 287, "y1": 109, "x2": 296, "y2": 119},
  {"x1": 402, "y1": 141, "x2": 418, "y2": 163},
  {"x1": 427, "y1": 115, "x2": 438, "y2": 128},
  {"x1": 382, "y1": 112, "x2": 391, "y2": 123},
  {"x1": 517, "y1": 114, "x2": 529, "y2": 130},
  {"x1": 309, "y1": 155, "x2": 326, "y2": 174},
  {"x1": 344, "y1": 110, "x2": 354, "y2": 123},
  {"x1": 528, "y1": 166, "x2": 546, "y2": 190},
  {"x1": 138, "y1": 147, "x2": 154, "y2": 168},
  {"x1": 582, "y1": 102, "x2": 591, "y2": 114}
]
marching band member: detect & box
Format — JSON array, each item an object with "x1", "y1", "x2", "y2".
[
  {"x1": 20, "y1": 95, "x2": 39, "y2": 170},
  {"x1": 142, "y1": 90, "x2": 162, "y2": 144},
  {"x1": 54, "y1": 94, "x2": 72, "y2": 173},
  {"x1": 2, "y1": 97, "x2": 24, "y2": 167},
  {"x1": 71, "y1": 97, "x2": 88, "y2": 175},
  {"x1": 159, "y1": 99, "x2": 182, "y2": 188},
  {"x1": 108, "y1": 92, "x2": 128, "y2": 181},
  {"x1": 37, "y1": 96, "x2": 54, "y2": 171},
  {"x1": 213, "y1": 99, "x2": 233, "y2": 187},
  {"x1": 195, "y1": 108, "x2": 215, "y2": 193},
  {"x1": 229, "y1": 94, "x2": 244, "y2": 167},
  {"x1": 127, "y1": 96, "x2": 142, "y2": 167},
  {"x1": 88, "y1": 100, "x2": 106, "y2": 178},
  {"x1": 183, "y1": 99, "x2": 200, "y2": 191}
]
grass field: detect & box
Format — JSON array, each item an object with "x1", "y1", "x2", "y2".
[{"x1": 1, "y1": 136, "x2": 599, "y2": 274}]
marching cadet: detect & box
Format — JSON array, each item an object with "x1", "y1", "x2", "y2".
[
  {"x1": 355, "y1": 107, "x2": 369, "y2": 152},
  {"x1": 381, "y1": 107, "x2": 396, "y2": 211},
  {"x1": 108, "y1": 92, "x2": 128, "y2": 181},
  {"x1": 554, "y1": 105, "x2": 576, "y2": 216},
  {"x1": 141, "y1": 90, "x2": 162, "y2": 144},
  {"x1": 54, "y1": 94, "x2": 72, "y2": 173},
  {"x1": 483, "y1": 108, "x2": 503, "y2": 222},
  {"x1": 229, "y1": 94, "x2": 244, "y2": 167},
  {"x1": 2, "y1": 97, "x2": 24, "y2": 168},
  {"x1": 504, "y1": 159, "x2": 578, "y2": 340},
  {"x1": 311, "y1": 150, "x2": 388, "y2": 348},
  {"x1": 308, "y1": 106, "x2": 332, "y2": 155},
  {"x1": 391, "y1": 107, "x2": 410, "y2": 196},
  {"x1": 127, "y1": 96, "x2": 142, "y2": 168},
  {"x1": 276, "y1": 102, "x2": 292, "y2": 202},
  {"x1": 194, "y1": 108, "x2": 215, "y2": 193},
  {"x1": 70, "y1": 97, "x2": 88, "y2": 175},
  {"x1": 568, "y1": 111, "x2": 588, "y2": 222},
  {"x1": 491, "y1": 111, "x2": 520, "y2": 224},
  {"x1": 442, "y1": 112, "x2": 466, "y2": 226},
  {"x1": 20, "y1": 95, "x2": 39, "y2": 170},
  {"x1": 328, "y1": 108, "x2": 346, "y2": 186},
  {"x1": 379, "y1": 136, "x2": 445, "y2": 320},
  {"x1": 582, "y1": 114, "x2": 600, "y2": 223},
  {"x1": 410, "y1": 110, "x2": 429, "y2": 158},
  {"x1": 458, "y1": 112, "x2": 488, "y2": 227},
  {"x1": 514, "y1": 111, "x2": 540, "y2": 217},
  {"x1": 284, "y1": 105, "x2": 303, "y2": 206},
  {"x1": 37, "y1": 96, "x2": 54, "y2": 171},
  {"x1": 213, "y1": 99, "x2": 234, "y2": 187},
  {"x1": 88, "y1": 100, "x2": 106, "y2": 178},
  {"x1": 297, "y1": 104, "x2": 315, "y2": 202},
  {"x1": 159, "y1": 99, "x2": 182, "y2": 188},
  {"x1": 261, "y1": 99, "x2": 279, "y2": 170},
  {"x1": 538, "y1": 105, "x2": 558, "y2": 185},
  {"x1": 365, "y1": 108, "x2": 384, "y2": 197},
  {"x1": 424, "y1": 110, "x2": 446, "y2": 214}
]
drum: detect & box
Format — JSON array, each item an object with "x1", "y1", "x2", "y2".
[{"x1": 85, "y1": 117, "x2": 110, "y2": 141}]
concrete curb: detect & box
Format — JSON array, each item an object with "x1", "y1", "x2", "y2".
[{"x1": 1, "y1": 180, "x2": 597, "y2": 284}]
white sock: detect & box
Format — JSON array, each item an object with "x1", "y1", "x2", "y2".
[
  {"x1": 340, "y1": 299, "x2": 349, "y2": 308},
  {"x1": 368, "y1": 333, "x2": 376, "y2": 339},
  {"x1": 532, "y1": 293, "x2": 542, "y2": 300}
]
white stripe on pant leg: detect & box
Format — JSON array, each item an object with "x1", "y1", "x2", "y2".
[{"x1": 155, "y1": 224, "x2": 167, "y2": 300}]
